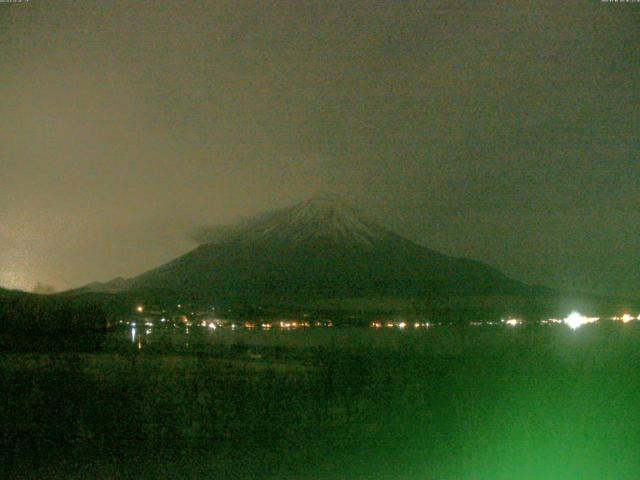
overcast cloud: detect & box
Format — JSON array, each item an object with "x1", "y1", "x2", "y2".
[{"x1": 0, "y1": 0, "x2": 638, "y2": 294}]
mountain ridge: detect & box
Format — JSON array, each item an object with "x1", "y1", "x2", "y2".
[{"x1": 84, "y1": 195, "x2": 534, "y2": 306}]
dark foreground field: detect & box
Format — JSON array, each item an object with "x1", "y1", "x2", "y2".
[{"x1": 2, "y1": 324, "x2": 640, "y2": 479}]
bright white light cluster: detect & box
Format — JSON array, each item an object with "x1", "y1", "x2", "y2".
[
  {"x1": 564, "y1": 311, "x2": 599, "y2": 330},
  {"x1": 503, "y1": 318, "x2": 522, "y2": 327},
  {"x1": 540, "y1": 318, "x2": 563, "y2": 325},
  {"x1": 370, "y1": 320, "x2": 430, "y2": 329},
  {"x1": 611, "y1": 314, "x2": 638, "y2": 324}
]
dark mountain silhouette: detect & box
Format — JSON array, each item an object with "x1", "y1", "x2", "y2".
[{"x1": 85, "y1": 195, "x2": 537, "y2": 310}]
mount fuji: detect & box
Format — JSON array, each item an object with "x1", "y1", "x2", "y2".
[{"x1": 85, "y1": 195, "x2": 535, "y2": 312}]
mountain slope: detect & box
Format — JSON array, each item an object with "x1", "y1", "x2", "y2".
[{"x1": 88, "y1": 195, "x2": 533, "y2": 306}]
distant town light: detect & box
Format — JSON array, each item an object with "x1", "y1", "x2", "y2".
[
  {"x1": 504, "y1": 318, "x2": 522, "y2": 327},
  {"x1": 136, "y1": 305, "x2": 144, "y2": 313},
  {"x1": 621, "y1": 314, "x2": 634, "y2": 324},
  {"x1": 545, "y1": 318, "x2": 563, "y2": 324},
  {"x1": 612, "y1": 313, "x2": 637, "y2": 323},
  {"x1": 564, "y1": 312, "x2": 599, "y2": 330}
]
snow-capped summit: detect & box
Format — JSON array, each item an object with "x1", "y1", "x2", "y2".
[
  {"x1": 190, "y1": 194, "x2": 389, "y2": 249},
  {"x1": 237, "y1": 194, "x2": 387, "y2": 248}
]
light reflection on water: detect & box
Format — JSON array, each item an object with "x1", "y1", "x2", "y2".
[{"x1": 110, "y1": 317, "x2": 640, "y2": 355}]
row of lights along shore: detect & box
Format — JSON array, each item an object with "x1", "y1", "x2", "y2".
[{"x1": 132, "y1": 305, "x2": 639, "y2": 332}]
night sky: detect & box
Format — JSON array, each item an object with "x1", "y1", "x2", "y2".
[{"x1": 0, "y1": 0, "x2": 638, "y2": 295}]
